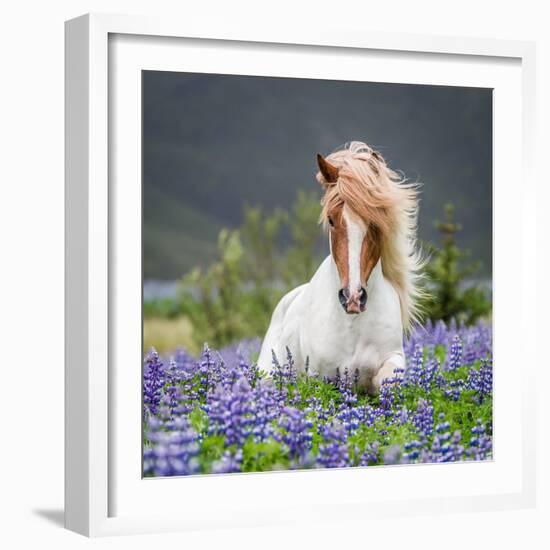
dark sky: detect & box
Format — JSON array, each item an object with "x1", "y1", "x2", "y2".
[{"x1": 143, "y1": 71, "x2": 492, "y2": 280}]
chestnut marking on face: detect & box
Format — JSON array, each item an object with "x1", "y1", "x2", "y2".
[{"x1": 327, "y1": 204, "x2": 382, "y2": 314}]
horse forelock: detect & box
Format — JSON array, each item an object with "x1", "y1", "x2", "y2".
[{"x1": 319, "y1": 144, "x2": 402, "y2": 236}]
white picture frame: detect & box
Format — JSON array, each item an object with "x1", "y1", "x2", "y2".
[{"x1": 65, "y1": 12, "x2": 537, "y2": 537}]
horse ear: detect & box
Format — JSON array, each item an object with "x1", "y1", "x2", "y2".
[{"x1": 316, "y1": 154, "x2": 339, "y2": 184}]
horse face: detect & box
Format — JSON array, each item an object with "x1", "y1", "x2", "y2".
[{"x1": 327, "y1": 204, "x2": 381, "y2": 314}]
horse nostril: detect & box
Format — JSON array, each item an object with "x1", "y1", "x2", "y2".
[
  {"x1": 338, "y1": 288, "x2": 349, "y2": 310},
  {"x1": 359, "y1": 287, "x2": 367, "y2": 308}
]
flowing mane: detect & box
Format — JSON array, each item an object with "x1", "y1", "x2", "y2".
[{"x1": 317, "y1": 141, "x2": 425, "y2": 332}]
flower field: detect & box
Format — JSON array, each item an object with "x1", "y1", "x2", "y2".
[{"x1": 143, "y1": 320, "x2": 492, "y2": 476}]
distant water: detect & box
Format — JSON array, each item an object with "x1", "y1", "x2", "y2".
[{"x1": 143, "y1": 280, "x2": 179, "y2": 301}]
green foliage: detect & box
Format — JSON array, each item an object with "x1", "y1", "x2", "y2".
[
  {"x1": 239, "y1": 203, "x2": 288, "y2": 334},
  {"x1": 145, "y1": 196, "x2": 492, "y2": 347},
  {"x1": 143, "y1": 298, "x2": 182, "y2": 319},
  {"x1": 421, "y1": 203, "x2": 491, "y2": 324},
  {"x1": 240, "y1": 203, "x2": 285, "y2": 287},
  {"x1": 281, "y1": 190, "x2": 324, "y2": 287},
  {"x1": 176, "y1": 192, "x2": 323, "y2": 348},
  {"x1": 178, "y1": 229, "x2": 252, "y2": 347},
  {"x1": 241, "y1": 439, "x2": 289, "y2": 472}
]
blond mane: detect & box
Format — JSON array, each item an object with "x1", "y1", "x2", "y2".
[{"x1": 317, "y1": 141, "x2": 426, "y2": 332}]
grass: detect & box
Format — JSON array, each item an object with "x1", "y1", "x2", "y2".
[{"x1": 143, "y1": 316, "x2": 197, "y2": 355}]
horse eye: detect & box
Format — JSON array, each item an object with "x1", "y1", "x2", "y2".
[{"x1": 328, "y1": 216, "x2": 334, "y2": 227}]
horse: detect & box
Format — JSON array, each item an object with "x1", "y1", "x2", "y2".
[{"x1": 257, "y1": 141, "x2": 425, "y2": 394}]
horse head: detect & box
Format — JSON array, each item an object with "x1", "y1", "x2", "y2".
[{"x1": 316, "y1": 145, "x2": 387, "y2": 315}]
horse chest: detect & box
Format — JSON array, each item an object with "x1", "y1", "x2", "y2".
[
  {"x1": 272, "y1": 256, "x2": 404, "y2": 380},
  {"x1": 301, "y1": 304, "x2": 398, "y2": 377}
]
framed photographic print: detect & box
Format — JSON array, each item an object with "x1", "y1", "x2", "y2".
[{"x1": 65, "y1": 13, "x2": 536, "y2": 536}]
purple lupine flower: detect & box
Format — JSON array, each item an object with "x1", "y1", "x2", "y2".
[
  {"x1": 405, "y1": 320, "x2": 491, "y2": 369},
  {"x1": 467, "y1": 420, "x2": 492, "y2": 460},
  {"x1": 456, "y1": 322, "x2": 491, "y2": 364},
  {"x1": 412, "y1": 398, "x2": 434, "y2": 437},
  {"x1": 432, "y1": 320, "x2": 448, "y2": 346},
  {"x1": 404, "y1": 344, "x2": 424, "y2": 386},
  {"x1": 211, "y1": 450, "x2": 243, "y2": 474},
  {"x1": 217, "y1": 338, "x2": 261, "y2": 371},
  {"x1": 276, "y1": 406, "x2": 313, "y2": 460},
  {"x1": 335, "y1": 366, "x2": 366, "y2": 432},
  {"x1": 158, "y1": 385, "x2": 182, "y2": 422},
  {"x1": 210, "y1": 340, "x2": 263, "y2": 391},
  {"x1": 271, "y1": 349, "x2": 284, "y2": 390},
  {"x1": 378, "y1": 379, "x2": 397, "y2": 421},
  {"x1": 304, "y1": 395, "x2": 325, "y2": 421},
  {"x1": 447, "y1": 430, "x2": 465, "y2": 462},
  {"x1": 421, "y1": 357, "x2": 440, "y2": 392},
  {"x1": 213, "y1": 357, "x2": 240, "y2": 390},
  {"x1": 239, "y1": 354, "x2": 259, "y2": 388},
  {"x1": 156, "y1": 359, "x2": 185, "y2": 421},
  {"x1": 270, "y1": 347, "x2": 298, "y2": 389},
  {"x1": 206, "y1": 376, "x2": 254, "y2": 446},
  {"x1": 449, "y1": 318, "x2": 458, "y2": 334},
  {"x1": 248, "y1": 378, "x2": 280, "y2": 441},
  {"x1": 142, "y1": 318, "x2": 493, "y2": 477},
  {"x1": 317, "y1": 421, "x2": 349, "y2": 468},
  {"x1": 363, "y1": 405, "x2": 378, "y2": 427},
  {"x1": 144, "y1": 416, "x2": 200, "y2": 477},
  {"x1": 398, "y1": 406, "x2": 409, "y2": 425},
  {"x1": 173, "y1": 347, "x2": 197, "y2": 371},
  {"x1": 463, "y1": 331, "x2": 479, "y2": 365},
  {"x1": 383, "y1": 444, "x2": 403, "y2": 465},
  {"x1": 268, "y1": 350, "x2": 295, "y2": 410},
  {"x1": 446, "y1": 335, "x2": 463, "y2": 371},
  {"x1": 444, "y1": 378, "x2": 465, "y2": 401},
  {"x1": 337, "y1": 404, "x2": 372, "y2": 433},
  {"x1": 197, "y1": 344, "x2": 215, "y2": 399},
  {"x1": 336, "y1": 367, "x2": 358, "y2": 403},
  {"x1": 425, "y1": 414, "x2": 464, "y2": 463},
  {"x1": 283, "y1": 346, "x2": 298, "y2": 386},
  {"x1": 479, "y1": 359, "x2": 493, "y2": 396},
  {"x1": 143, "y1": 348, "x2": 165, "y2": 417},
  {"x1": 402, "y1": 439, "x2": 423, "y2": 462},
  {"x1": 358, "y1": 442, "x2": 380, "y2": 466},
  {"x1": 467, "y1": 359, "x2": 493, "y2": 403}
]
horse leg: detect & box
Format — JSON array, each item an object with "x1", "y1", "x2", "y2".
[{"x1": 369, "y1": 353, "x2": 405, "y2": 395}]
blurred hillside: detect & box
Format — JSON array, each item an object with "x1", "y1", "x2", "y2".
[{"x1": 143, "y1": 72, "x2": 492, "y2": 280}]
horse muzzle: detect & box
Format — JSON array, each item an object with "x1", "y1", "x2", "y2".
[{"x1": 338, "y1": 287, "x2": 367, "y2": 314}]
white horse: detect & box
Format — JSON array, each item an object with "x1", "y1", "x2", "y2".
[{"x1": 257, "y1": 141, "x2": 424, "y2": 394}]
